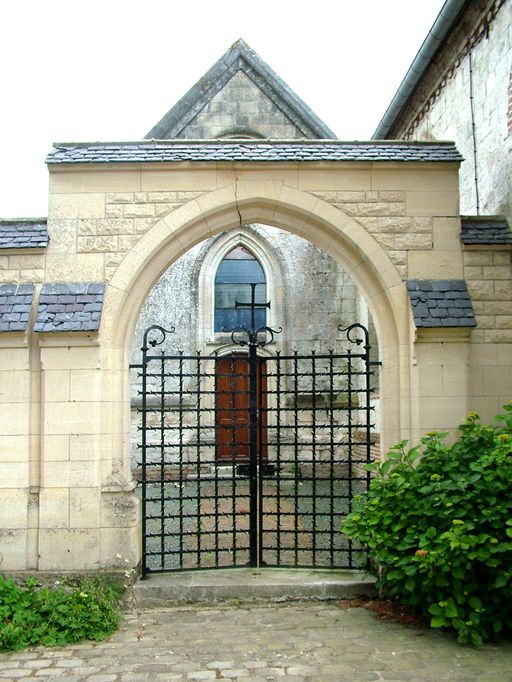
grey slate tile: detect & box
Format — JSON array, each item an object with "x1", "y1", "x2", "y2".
[
  {"x1": 407, "y1": 279, "x2": 476, "y2": 328},
  {"x1": 46, "y1": 140, "x2": 463, "y2": 165},
  {"x1": 0, "y1": 220, "x2": 48, "y2": 250},
  {"x1": 461, "y1": 217, "x2": 512, "y2": 245},
  {"x1": 0, "y1": 283, "x2": 35, "y2": 332},
  {"x1": 34, "y1": 282, "x2": 105, "y2": 333}
]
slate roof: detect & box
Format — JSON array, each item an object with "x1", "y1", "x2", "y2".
[
  {"x1": 407, "y1": 280, "x2": 476, "y2": 328},
  {"x1": 461, "y1": 217, "x2": 512, "y2": 245},
  {"x1": 0, "y1": 219, "x2": 48, "y2": 250},
  {"x1": 0, "y1": 284, "x2": 35, "y2": 332},
  {"x1": 34, "y1": 283, "x2": 105, "y2": 333},
  {"x1": 145, "y1": 39, "x2": 336, "y2": 140},
  {"x1": 46, "y1": 140, "x2": 463, "y2": 165}
]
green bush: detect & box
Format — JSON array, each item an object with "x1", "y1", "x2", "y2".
[
  {"x1": 0, "y1": 576, "x2": 123, "y2": 652},
  {"x1": 342, "y1": 404, "x2": 512, "y2": 645}
]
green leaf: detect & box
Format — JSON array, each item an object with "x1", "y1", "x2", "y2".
[
  {"x1": 444, "y1": 599, "x2": 458, "y2": 618},
  {"x1": 468, "y1": 597, "x2": 482, "y2": 610},
  {"x1": 494, "y1": 575, "x2": 507, "y2": 588},
  {"x1": 430, "y1": 616, "x2": 446, "y2": 628}
]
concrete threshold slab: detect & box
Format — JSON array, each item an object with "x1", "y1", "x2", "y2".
[{"x1": 132, "y1": 568, "x2": 377, "y2": 607}]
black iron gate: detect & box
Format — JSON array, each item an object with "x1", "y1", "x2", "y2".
[{"x1": 133, "y1": 319, "x2": 379, "y2": 576}]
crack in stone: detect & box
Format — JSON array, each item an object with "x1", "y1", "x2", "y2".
[{"x1": 234, "y1": 177, "x2": 243, "y2": 227}]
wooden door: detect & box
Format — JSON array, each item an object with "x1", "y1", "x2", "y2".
[{"x1": 215, "y1": 355, "x2": 267, "y2": 463}]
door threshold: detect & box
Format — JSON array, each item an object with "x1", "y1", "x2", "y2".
[{"x1": 132, "y1": 567, "x2": 376, "y2": 607}]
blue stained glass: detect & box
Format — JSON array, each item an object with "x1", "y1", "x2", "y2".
[
  {"x1": 215, "y1": 259, "x2": 265, "y2": 284},
  {"x1": 214, "y1": 247, "x2": 267, "y2": 333},
  {"x1": 215, "y1": 308, "x2": 266, "y2": 333},
  {"x1": 215, "y1": 282, "x2": 266, "y2": 308}
]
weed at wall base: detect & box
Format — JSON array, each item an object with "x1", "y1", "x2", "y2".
[{"x1": 0, "y1": 576, "x2": 123, "y2": 652}]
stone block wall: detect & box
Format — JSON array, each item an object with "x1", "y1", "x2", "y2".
[
  {"x1": 174, "y1": 71, "x2": 308, "y2": 140},
  {"x1": 464, "y1": 246, "x2": 512, "y2": 421},
  {"x1": 0, "y1": 251, "x2": 46, "y2": 284},
  {"x1": 1, "y1": 159, "x2": 511, "y2": 572}
]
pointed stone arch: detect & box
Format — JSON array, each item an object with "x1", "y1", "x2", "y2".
[{"x1": 100, "y1": 182, "x2": 412, "y2": 491}]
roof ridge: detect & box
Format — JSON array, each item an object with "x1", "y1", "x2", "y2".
[
  {"x1": 50, "y1": 139, "x2": 461, "y2": 148},
  {"x1": 0, "y1": 217, "x2": 47, "y2": 223}
]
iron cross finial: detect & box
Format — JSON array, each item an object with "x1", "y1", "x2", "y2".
[{"x1": 235, "y1": 283, "x2": 270, "y2": 333}]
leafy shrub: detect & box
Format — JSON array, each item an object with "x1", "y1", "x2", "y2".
[
  {"x1": 0, "y1": 576, "x2": 123, "y2": 652},
  {"x1": 342, "y1": 404, "x2": 512, "y2": 645}
]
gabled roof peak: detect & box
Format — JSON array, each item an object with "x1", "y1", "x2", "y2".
[{"x1": 145, "y1": 40, "x2": 336, "y2": 140}]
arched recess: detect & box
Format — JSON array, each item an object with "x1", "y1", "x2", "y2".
[
  {"x1": 196, "y1": 227, "x2": 284, "y2": 348},
  {"x1": 100, "y1": 182, "x2": 413, "y2": 486}
]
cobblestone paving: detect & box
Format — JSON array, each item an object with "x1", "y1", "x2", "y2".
[{"x1": 1, "y1": 602, "x2": 512, "y2": 681}]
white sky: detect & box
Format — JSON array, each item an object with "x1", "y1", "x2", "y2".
[{"x1": 1, "y1": 0, "x2": 445, "y2": 218}]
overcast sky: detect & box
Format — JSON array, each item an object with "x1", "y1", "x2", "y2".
[{"x1": 1, "y1": 0, "x2": 445, "y2": 218}]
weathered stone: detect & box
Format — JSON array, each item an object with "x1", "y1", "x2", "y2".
[
  {"x1": 483, "y1": 265, "x2": 512, "y2": 280},
  {"x1": 413, "y1": 217, "x2": 433, "y2": 233},
  {"x1": 493, "y1": 252, "x2": 512, "y2": 265},
  {"x1": 464, "y1": 265, "x2": 483, "y2": 279},
  {"x1": 388, "y1": 250, "x2": 407, "y2": 265},
  {"x1": 494, "y1": 281, "x2": 511, "y2": 300},
  {"x1": 484, "y1": 300, "x2": 512, "y2": 314},
  {"x1": 154, "y1": 202, "x2": 181, "y2": 217},
  {"x1": 147, "y1": 191, "x2": 179, "y2": 202},
  {"x1": 464, "y1": 251, "x2": 494, "y2": 265},
  {"x1": 105, "y1": 204, "x2": 124, "y2": 218},
  {"x1": 394, "y1": 233, "x2": 432, "y2": 249},
  {"x1": 467, "y1": 280, "x2": 495, "y2": 300},
  {"x1": 123, "y1": 204, "x2": 156, "y2": 218},
  {"x1": 97, "y1": 219, "x2": 133, "y2": 235},
  {"x1": 375, "y1": 217, "x2": 413, "y2": 233},
  {"x1": 106, "y1": 192, "x2": 134, "y2": 203},
  {"x1": 485, "y1": 329, "x2": 512, "y2": 343},
  {"x1": 495, "y1": 315, "x2": 512, "y2": 329},
  {"x1": 78, "y1": 236, "x2": 118, "y2": 253},
  {"x1": 118, "y1": 235, "x2": 140, "y2": 252}
]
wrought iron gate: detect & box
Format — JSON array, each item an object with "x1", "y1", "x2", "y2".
[{"x1": 133, "y1": 321, "x2": 379, "y2": 576}]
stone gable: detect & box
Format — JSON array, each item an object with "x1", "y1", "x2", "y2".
[
  {"x1": 174, "y1": 71, "x2": 309, "y2": 140},
  {"x1": 145, "y1": 39, "x2": 336, "y2": 140}
]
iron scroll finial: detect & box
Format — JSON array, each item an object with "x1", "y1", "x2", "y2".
[
  {"x1": 256, "y1": 325, "x2": 282, "y2": 347},
  {"x1": 228, "y1": 324, "x2": 282, "y2": 348},
  {"x1": 339, "y1": 323, "x2": 370, "y2": 348},
  {"x1": 142, "y1": 324, "x2": 175, "y2": 352}
]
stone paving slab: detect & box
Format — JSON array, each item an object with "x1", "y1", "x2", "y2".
[{"x1": 1, "y1": 602, "x2": 511, "y2": 681}]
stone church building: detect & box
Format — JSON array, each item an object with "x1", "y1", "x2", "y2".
[{"x1": 0, "y1": 6, "x2": 510, "y2": 574}]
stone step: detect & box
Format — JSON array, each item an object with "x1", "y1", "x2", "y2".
[{"x1": 132, "y1": 568, "x2": 376, "y2": 607}]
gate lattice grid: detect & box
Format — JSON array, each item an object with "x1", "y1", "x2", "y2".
[{"x1": 132, "y1": 324, "x2": 379, "y2": 575}]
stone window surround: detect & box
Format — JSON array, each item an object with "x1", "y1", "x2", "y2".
[{"x1": 197, "y1": 226, "x2": 284, "y2": 354}]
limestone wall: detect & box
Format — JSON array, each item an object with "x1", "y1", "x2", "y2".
[
  {"x1": 1, "y1": 160, "x2": 510, "y2": 572},
  {"x1": 464, "y1": 247, "x2": 512, "y2": 421},
  {"x1": 174, "y1": 71, "x2": 308, "y2": 140},
  {"x1": 390, "y1": 1, "x2": 511, "y2": 224}
]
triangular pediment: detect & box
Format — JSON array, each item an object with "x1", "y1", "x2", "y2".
[{"x1": 145, "y1": 39, "x2": 336, "y2": 140}]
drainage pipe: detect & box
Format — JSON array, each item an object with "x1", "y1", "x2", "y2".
[
  {"x1": 468, "y1": 48, "x2": 481, "y2": 214},
  {"x1": 372, "y1": 0, "x2": 469, "y2": 139}
]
